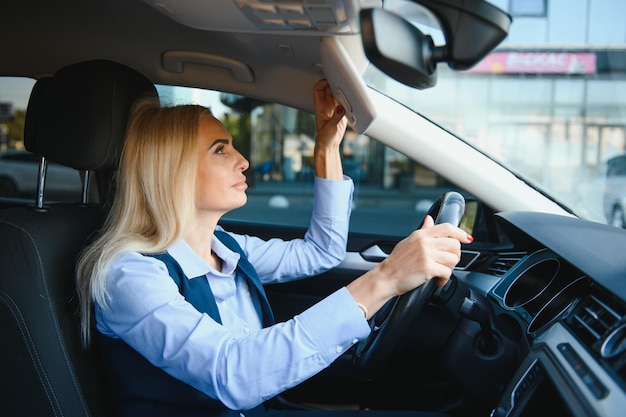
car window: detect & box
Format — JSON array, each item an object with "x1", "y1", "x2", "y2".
[
  {"x1": 0, "y1": 77, "x2": 472, "y2": 235},
  {"x1": 0, "y1": 76, "x2": 83, "y2": 202},
  {"x1": 157, "y1": 85, "x2": 469, "y2": 237}
]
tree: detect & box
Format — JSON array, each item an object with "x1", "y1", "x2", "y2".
[{"x1": 1, "y1": 109, "x2": 26, "y2": 150}]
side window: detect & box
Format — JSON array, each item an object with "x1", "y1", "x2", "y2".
[
  {"x1": 0, "y1": 77, "x2": 83, "y2": 202},
  {"x1": 158, "y1": 85, "x2": 468, "y2": 237}
]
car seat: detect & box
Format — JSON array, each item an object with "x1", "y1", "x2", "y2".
[{"x1": 0, "y1": 60, "x2": 157, "y2": 417}]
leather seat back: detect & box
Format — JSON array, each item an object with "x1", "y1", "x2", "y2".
[{"x1": 0, "y1": 60, "x2": 157, "y2": 417}]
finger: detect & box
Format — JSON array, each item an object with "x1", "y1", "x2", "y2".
[
  {"x1": 430, "y1": 222, "x2": 473, "y2": 243},
  {"x1": 314, "y1": 80, "x2": 334, "y2": 106},
  {"x1": 434, "y1": 274, "x2": 452, "y2": 288},
  {"x1": 422, "y1": 263, "x2": 453, "y2": 288},
  {"x1": 313, "y1": 78, "x2": 329, "y2": 94},
  {"x1": 333, "y1": 105, "x2": 345, "y2": 122},
  {"x1": 421, "y1": 214, "x2": 435, "y2": 229},
  {"x1": 316, "y1": 105, "x2": 346, "y2": 139},
  {"x1": 313, "y1": 80, "x2": 331, "y2": 109},
  {"x1": 314, "y1": 92, "x2": 339, "y2": 129},
  {"x1": 436, "y1": 243, "x2": 461, "y2": 267}
]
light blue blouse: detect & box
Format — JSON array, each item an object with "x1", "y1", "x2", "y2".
[{"x1": 95, "y1": 176, "x2": 371, "y2": 410}]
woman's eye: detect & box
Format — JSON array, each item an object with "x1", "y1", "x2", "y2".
[{"x1": 215, "y1": 146, "x2": 225, "y2": 154}]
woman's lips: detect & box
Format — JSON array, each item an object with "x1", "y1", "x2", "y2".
[{"x1": 233, "y1": 179, "x2": 248, "y2": 190}]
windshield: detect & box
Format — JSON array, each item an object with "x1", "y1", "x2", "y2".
[{"x1": 366, "y1": 0, "x2": 626, "y2": 226}]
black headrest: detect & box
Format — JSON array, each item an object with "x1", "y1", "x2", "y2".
[{"x1": 24, "y1": 60, "x2": 158, "y2": 171}]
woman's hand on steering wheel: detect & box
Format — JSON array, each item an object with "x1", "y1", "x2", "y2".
[
  {"x1": 377, "y1": 215, "x2": 468, "y2": 296},
  {"x1": 348, "y1": 192, "x2": 473, "y2": 380}
]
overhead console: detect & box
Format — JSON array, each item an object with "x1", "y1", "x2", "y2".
[{"x1": 143, "y1": 0, "x2": 381, "y2": 34}]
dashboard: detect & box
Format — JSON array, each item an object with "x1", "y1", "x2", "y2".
[
  {"x1": 462, "y1": 211, "x2": 626, "y2": 417},
  {"x1": 260, "y1": 209, "x2": 626, "y2": 416}
]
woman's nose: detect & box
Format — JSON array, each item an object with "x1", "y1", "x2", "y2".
[{"x1": 239, "y1": 153, "x2": 250, "y2": 172}]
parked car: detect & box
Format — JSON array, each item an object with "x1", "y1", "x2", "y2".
[
  {"x1": 1, "y1": 1, "x2": 625, "y2": 417},
  {"x1": 603, "y1": 154, "x2": 626, "y2": 228},
  {"x1": 0, "y1": 149, "x2": 82, "y2": 199}
]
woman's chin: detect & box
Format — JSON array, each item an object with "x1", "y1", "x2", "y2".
[{"x1": 235, "y1": 194, "x2": 248, "y2": 208}]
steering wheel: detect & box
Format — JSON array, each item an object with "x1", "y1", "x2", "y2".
[{"x1": 353, "y1": 191, "x2": 465, "y2": 381}]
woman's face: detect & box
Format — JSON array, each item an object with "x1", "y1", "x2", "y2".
[{"x1": 195, "y1": 115, "x2": 249, "y2": 216}]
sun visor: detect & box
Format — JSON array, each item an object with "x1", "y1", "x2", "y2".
[{"x1": 320, "y1": 36, "x2": 376, "y2": 134}]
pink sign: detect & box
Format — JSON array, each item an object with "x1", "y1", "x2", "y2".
[{"x1": 469, "y1": 51, "x2": 597, "y2": 74}]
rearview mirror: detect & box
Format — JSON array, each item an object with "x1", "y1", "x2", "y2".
[{"x1": 360, "y1": 0, "x2": 511, "y2": 89}]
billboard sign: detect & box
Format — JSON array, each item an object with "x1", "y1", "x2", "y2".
[{"x1": 469, "y1": 52, "x2": 597, "y2": 74}]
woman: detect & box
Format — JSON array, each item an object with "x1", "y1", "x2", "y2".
[{"x1": 77, "y1": 79, "x2": 472, "y2": 417}]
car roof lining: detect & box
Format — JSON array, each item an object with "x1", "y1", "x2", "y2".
[{"x1": 1, "y1": 0, "x2": 358, "y2": 113}]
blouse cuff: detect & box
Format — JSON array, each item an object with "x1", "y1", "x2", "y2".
[
  {"x1": 295, "y1": 287, "x2": 370, "y2": 365},
  {"x1": 313, "y1": 176, "x2": 354, "y2": 218}
]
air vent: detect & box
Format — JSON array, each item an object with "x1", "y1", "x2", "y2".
[
  {"x1": 485, "y1": 252, "x2": 526, "y2": 276},
  {"x1": 570, "y1": 295, "x2": 622, "y2": 349}
]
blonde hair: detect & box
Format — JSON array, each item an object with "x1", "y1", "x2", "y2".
[{"x1": 76, "y1": 98, "x2": 214, "y2": 345}]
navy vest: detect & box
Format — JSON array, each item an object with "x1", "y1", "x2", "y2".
[{"x1": 97, "y1": 231, "x2": 274, "y2": 417}]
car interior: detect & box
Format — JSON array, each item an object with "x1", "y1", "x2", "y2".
[{"x1": 1, "y1": 1, "x2": 625, "y2": 417}]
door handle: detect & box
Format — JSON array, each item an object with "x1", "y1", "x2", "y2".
[{"x1": 360, "y1": 245, "x2": 389, "y2": 263}]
